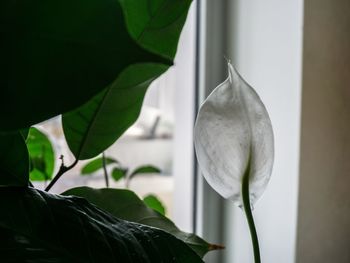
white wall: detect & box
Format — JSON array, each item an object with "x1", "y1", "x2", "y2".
[
  {"x1": 173, "y1": 4, "x2": 196, "y2": 232},
  {"x1": 223, "y1": 1, "x2": 304, "y2": 262}
]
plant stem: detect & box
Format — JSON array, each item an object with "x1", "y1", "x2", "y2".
[
  {"x1": 45, "y1": 159, "x2": 78, "y2": 192},
  {"x1": 242, "y1": 165, "x2": 261, "y2": 263},
  {"x1": 102, "y1": 152, "x2": 109, "y2": 188}
]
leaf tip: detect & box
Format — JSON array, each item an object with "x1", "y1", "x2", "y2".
[{"x1": 208, "y1": 243, "x2": 225, "y2": 251}]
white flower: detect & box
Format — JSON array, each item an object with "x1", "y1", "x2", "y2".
[{"x1": 194, "y1": 62, "x2": 274, "y2": 207}]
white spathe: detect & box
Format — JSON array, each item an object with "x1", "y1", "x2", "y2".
[{"x1": 194, "y1": 62, "x2": 274, "y2": 206}]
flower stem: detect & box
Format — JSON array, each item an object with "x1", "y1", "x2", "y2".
[{"x1": 242, "y1": 165, "x2": 261, "y2": 263}]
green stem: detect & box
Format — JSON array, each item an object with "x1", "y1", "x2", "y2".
[
  {"x1": 242, "y1": 165, "x2": 261, "y2": 263},
  {"x1": 102, "y1": 152, "x2": 109, "y2": 188}
]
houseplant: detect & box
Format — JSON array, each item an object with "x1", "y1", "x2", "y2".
[{"x1": 0, "y1": 0, "x2": 220, "y2": 261}]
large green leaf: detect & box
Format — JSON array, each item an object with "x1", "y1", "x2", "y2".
[
  {"x1": 26, "y1": 127, "x2": 55, "y2": 181},
  {"x1": 81, "y1": 156, "x2": 118, "y2": 175},
  {"x1": 63, "y1": 63, "x2": 167, "y2": 160},
  {"x1": 0, "y1": 187, "x2": 203, "y2": 263},
  {"x1": 63, "y1": 187, "x2": 222, "y2": 258},
  {"x1": 0, "y1": 0, "x2": 169, "y2": 131},
  {"x1": 119, "y1": 0, "x2": 193, "y2": 59},
  {"x1": 0, "y1": 133, "x2": 29, "y2": 186},
  {"x1": 62, "y1": 0, "x2": 192, "y2": 160}
]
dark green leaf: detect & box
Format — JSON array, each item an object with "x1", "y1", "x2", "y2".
[
  {"x1": 0, "y1": 133, "x2": 29, "y2": 186},
  {"x1": 111, "y1": 167, "x2": 128, "y2": 182},
  {"x1": 61, "y1": 0, "x2": 193, "y2": 160},
  {"x1": 81, "y1": 156, "x2": 118, "y2": 175},
  {"x1": 26, "y1": 128, "x2": 55, "y2": 181},
  {"x1": 119, "y1": 0, "x2": 193, "y2": 59},
  {"x1": 20, "y1": 128, "x2": 30, "y2": 139},
  {"x1": 63, "y1": 187, "x2": 222, "y2": 257},
  {"x1": 63, "y1": 63, "x2": 167, "y2": 160},
  {"x1": 143, "y1": 194, "x2": 166, "y2": 215},
  {"x1": 130, "y1": 165, "x2": 161, "y2": 180},
  {"x1": 0, "y1": 0, "x2": 169, "y2": 131},
  {"x1": 0, "y1": 187, "x2": 203, "y2": 263},
  {"x1": 0, "y1": 225, "x2": 75, "y2": 263}
]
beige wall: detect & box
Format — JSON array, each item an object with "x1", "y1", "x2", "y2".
[{"x1": 297, "y1": 0, "x2": 350, "y2": 262}]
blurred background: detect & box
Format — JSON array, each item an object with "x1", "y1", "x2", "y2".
[{"x1": 34, "y1": 0, "x2": 350, "y2": 262}]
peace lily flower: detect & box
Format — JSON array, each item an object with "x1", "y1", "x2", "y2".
[
  {"x1": 194, "y1": 62, "x2": 274, "y2": 263},
  {"x1": 194, "y1": 62, "x2": 274, "y2": 207}
]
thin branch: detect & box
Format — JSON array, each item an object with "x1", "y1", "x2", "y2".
[
  {"x1": 102, "y1": 152, "x2": 109, "y2": 188},
  {"x1": 45, "y1": 157, "x2": 78, "y2": 192}
]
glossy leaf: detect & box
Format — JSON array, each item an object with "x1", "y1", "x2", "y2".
[
  {"x1": 63, "y1": 63, "x2": 167, "y2": 160},
  {"x1": 62, "y1": 1, "x2": 192, "y2": 160},
  {"x1": 194, "y1": 62, "x2": 274, "y2": 206},
  {"x1": 0, "y1": 0, "x2": 169, "y2": 131},
  {"x1": 0, "y1": 187, "x2": 203, "y2": 263},
  {"x1": 111, "y1": 167, "x2": 128, "y2": 182},
  {"x1": 26, "y1": 128, "x2": 55, "y2": 181},
  {"x1": 63, "y1": 187, "x2": 222, "y2": 258},
  {"x1": 119, "y1": 0, "x2": 193, "y2": 59},
  {"x1": 143, "y1": 194, "x2": 166, "y2": 215},
  {"x1": 0, "y1": 133, "x2": 29, "y2": 186},
  {"x1": 81, "y1": 156, "x2": 118, "y2": 175}
]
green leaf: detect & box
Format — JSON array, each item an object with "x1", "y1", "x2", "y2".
[
  {"x1": 143, "y1": 194, "x2": 166, "y2": 215},
  {"x1": 130, "y1": 165, "x2": 161, "y2": 180},
  {"x1": 62, "y1": 63, "x2": 168, "y2": 160},
  {"x1": 62, "y1": 1, "x2": 193, "y2": 160},
  {"x1": 0, "y1": 133, "x2": 29, "y2": 186},
  {"x1": 63, "y1": 187, "x2": 223, "y2": 258},
  {"x1": 111, "y1": 167, "x2": 128, "y2": 182},
  {"x1": 20, "y1": 128, "x2": 30, "y2": 140},
  {"x1": 0, "y1": 187, "x2": 202, "y2": 263},
  {"x1": 26, "y1": 128, "x2": 55, "y2": 181},
  {"x1": 81, "y1": 156, "x2": 118, "y2": 175},
  {"x1": 30, "y1": 157, "x2": 47, "y2": 181},
  {"x1": 119, "y1": 0, "x2": 193, "y2": 59},
  {"x1": 0, "y1": 0, "x2": 169, "y2": 131}
]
